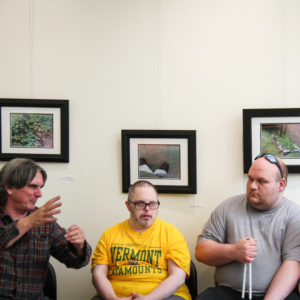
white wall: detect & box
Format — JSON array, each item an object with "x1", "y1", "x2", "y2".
[{"x1": 1, "y1": 0, "x2": 300, "y2": 299}]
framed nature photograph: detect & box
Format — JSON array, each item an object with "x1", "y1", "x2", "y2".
[
  {"x1": 122, "y1": 130, "x2": 197, "y2": 193},
  {"x1": 0, "y1": 99, "x2": 69, "y2": 162},
  {"x1": 243, "y1": 108, "x2": 300, "y2": 173}
]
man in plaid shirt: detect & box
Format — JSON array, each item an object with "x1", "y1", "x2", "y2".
[{"x1": 0, "y1": 158, "x2": 92, "y2": 299}]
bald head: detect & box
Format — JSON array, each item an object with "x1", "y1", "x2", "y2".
[
  {"x1": 253, "y1": 154, "x2": 288, "y2": 183},
  {"x1": 246, "y1": 155, "x2": 287, "y2": 210}
]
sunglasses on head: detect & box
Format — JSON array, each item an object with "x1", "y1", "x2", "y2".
[{"x1": 254, "y1": 153, "x2": 283, "y2": 178}]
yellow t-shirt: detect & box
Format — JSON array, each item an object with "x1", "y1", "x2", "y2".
[{"x1": 92, "y1": 218, "x2": 191, "y2": 300}]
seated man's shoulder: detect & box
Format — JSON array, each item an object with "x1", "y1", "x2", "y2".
[
  {"x1": 214, "y1": 194, "x2": 247, "y2": 211},
  {"x1": 224, "y1": 193, "x2": 247, "y2": 203},
  {"x1": 283, "y1": 197, "x2": 300, "y2": 217},
  {"x1": 156, "y1": 217, "x2": 175, "y2": 227},
  {"x1": 102, "y1": 220, "x2": 128, "y2": 235},
  {"x1": 156, "y1": 218, "x2": 185, "y2": 235},
  {"x1": 284, "y1": 197, "x2": 300, "y2": 208}
]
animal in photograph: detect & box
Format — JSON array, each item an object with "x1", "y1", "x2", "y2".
[
  {"x1": 10, "y1": 113, "x2": 54, "y2": 148},
  {"x1": 261, "y1": 123, "x2": 300, "y2": 158},
  {"x1": 138, "y1": 144, "x2": 181, "y2": 179}
]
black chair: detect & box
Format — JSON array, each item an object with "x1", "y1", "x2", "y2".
[
  {"x1": 43, "y1": 262, "x2": 57, "y2": 300},
  {"x1": 186, "y1": 260, "x2": 198, "y2": 300}
]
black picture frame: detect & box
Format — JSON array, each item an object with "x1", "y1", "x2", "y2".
[
  {"x1": 122, "y1": 130, "x2": 197, "y2": 194},
  {"x1": 0, "y1": 98, "x2": 69, "y2": 162},
  {"x1": 243, "y1": 108, "x2": 300, "y2": 173}
]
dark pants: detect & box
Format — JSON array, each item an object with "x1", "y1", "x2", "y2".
[
  {"x1": 91, "y1": 295, "x2": 184, "y2": 300},
  {"x1": 196, "y1": 286, "x2": 300, "y2": 300},
  {"x1": 91, "y1": 296, "x2": 184, "y2": 300}
]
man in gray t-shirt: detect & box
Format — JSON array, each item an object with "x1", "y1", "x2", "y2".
[{"x1": 195, "y1": 154, "x2": 300, "y2": 300}]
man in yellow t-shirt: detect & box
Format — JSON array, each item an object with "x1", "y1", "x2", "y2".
[{"x1": 91, "y1": 180, "x2": 191, "y2": 300}]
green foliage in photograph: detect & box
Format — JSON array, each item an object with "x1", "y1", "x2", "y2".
[
  {"x1": 261, "y1": 130, "x2": 280, "y2": 155},
  {"x1": 261, "y1": 128, "x2": 300, "y2": 158},
  {"x1": 11, "y1": 113, "x2": 53, "y2": 148}
]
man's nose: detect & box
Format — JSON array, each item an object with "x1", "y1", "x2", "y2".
[
  {"x1": 248, "y1": 180, "x2": 257, "y2": 189},
  {"x1": 144, "y1": 204, "x2": 151, "y2": 211},
  {"x1": 35, "y1": 188, "x2": 42, "y2": 197}
]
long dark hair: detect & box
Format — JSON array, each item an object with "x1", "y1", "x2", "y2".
[{"x1": 0, "y1": 158, "x2": 47, "y2": 207}]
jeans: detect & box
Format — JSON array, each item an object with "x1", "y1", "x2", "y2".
[{"x1": 195, "y1": 286, "x2": 300, "y2": 300}]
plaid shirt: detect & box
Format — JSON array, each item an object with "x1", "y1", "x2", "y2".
[{"x1": 0, "y1": 208, "x2": 92, "y2": 299}]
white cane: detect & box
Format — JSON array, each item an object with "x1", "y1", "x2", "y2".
[
  {"x1": 249, "y1": 263, "x2": 252, "y2": 299},
  {"x1": 242, "y1": 262, "x2": 252, "y2": 299},
  {"x1": 242, "y1": 263, "x2": 247, "y2": 298}
]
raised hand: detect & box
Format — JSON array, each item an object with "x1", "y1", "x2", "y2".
[
  {"x1": 27, "y1": 196, "x2": 61, "y2": 229},
  {"x1": 7, "y1": 196, "x2": 62, "y2": 248}
]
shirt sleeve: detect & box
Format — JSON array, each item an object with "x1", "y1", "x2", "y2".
[
  {"x1": 165, "y1": 225, "x2": 191, "y2": 277},
  {"x1": 282, "y1": 206, "x2": 300, "y2": 262},
  {"x1": 0, "y1": 221, "x2": 19, "y2": 250},
  {"x1": 50, "y1": 222, "x2": 92, "y2": 268},
  {"x1": 91, "y1": 231, "x2": 108, "y2": 269},
  {"x1": 197, "y1": 202, "x2": 227, "y2": 245}
]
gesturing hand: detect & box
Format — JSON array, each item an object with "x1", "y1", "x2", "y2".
[
  {"x1": 65, "y1": 224, "x2": 86, "y2": 256},
  {"x1": 27, "y1": 196, "x2": 61, "y2": 229},
  {"x1": 234, "y1": 237, "x2": 257, "y2": 263}
]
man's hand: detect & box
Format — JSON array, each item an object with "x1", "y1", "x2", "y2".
[
  {"x1": 233, "y1": 237, "x2": 257, "y2": 263},
  {"x1": 264, "y1": 260, "x2": 300, "y2": 300},
  {"x1": 130, "y1": 260, "x2": 185, "y2": 300},
  {"x1": 131, "y1": 292, "x2": 147, "y2": 300},
  {"x1": 6, "y1": 196, "x2": 61, "y2": 248},
  {"x1": 92, "y1": 264, "x2": 134, "y2": 300},
  {"x1": 65, "y1": 224, "x2": 86, "y2": 256},
  {"x1": 27, "y1": 196, "x2": 61, "y2": 229}
]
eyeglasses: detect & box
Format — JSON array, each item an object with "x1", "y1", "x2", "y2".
[
  {"x1": 129, "y1": 200, "x2": 160, "y2": 210},
  {"x1": 254, "y1": 153, "x2": 283, "y2": 178}
]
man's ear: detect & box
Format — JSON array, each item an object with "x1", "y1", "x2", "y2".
[
  {"x1": 279, "y1": 178, "x2": 286, "y2": 192},
  {"x1": 125, "y1": 200, "x2": 130, "y2": 210},
  {"x1": 4, "y1": 184, "x2": 13, "y2": 196}
]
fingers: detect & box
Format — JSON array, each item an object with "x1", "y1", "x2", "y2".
[
  {"x1": 41, "y1": 196, "x2": 62, "y2": 217},
  {"x1": 66, "y1": 224, "x2": 81, "y2": 232},
  {"x1": 131, "y1": 292, "x2": 138, "y2": 300},
  {"x1": 47, "y1": 195, "x2": 61, "y2": 204},
  {"x1": 235, "y1": 237, "x2": 258, "y2": 263},
  {"x1": 28, "y1": 196, "x2": 62, "y2": 229},
  {"x1": 244, "y1": 237, "x2": 256, "y2": 244},
  {"x1": 45, "y1": 196, "x2": 62, "y2": 211},
  {"x1": 65, "y1": 225, "x2": 84, "y2": 238},
  {"x1": 65, "y1": 225, "x2": 85, "y2": 247},
  {"x1": 244, "y1": 238, "x2": 257, "y2": 262},
  {"x1": 131, "y1": 293, "x2": 144, "y2": 300}
]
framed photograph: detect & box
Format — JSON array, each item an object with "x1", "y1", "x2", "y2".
[
  {"x1": 243, "y1": 108, "x2": 300, "y2": 173},
  {"x1": 0, "y1": 99, "x2": 69, "y2": 162},
  {"x1": 122, "y1": 130, "x2": 197, "y2": 194}
]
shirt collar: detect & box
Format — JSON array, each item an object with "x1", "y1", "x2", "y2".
[
  {"x1": 0, "y1": 207, "x2": 14, "y2": 225},
  {"x1": 0, "y1": 207, "x2": 35, "y2": 222}
]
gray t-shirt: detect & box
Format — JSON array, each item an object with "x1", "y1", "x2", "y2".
[{"x1": 197, "y1": 194, "x2": 300, "y2": 295}]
